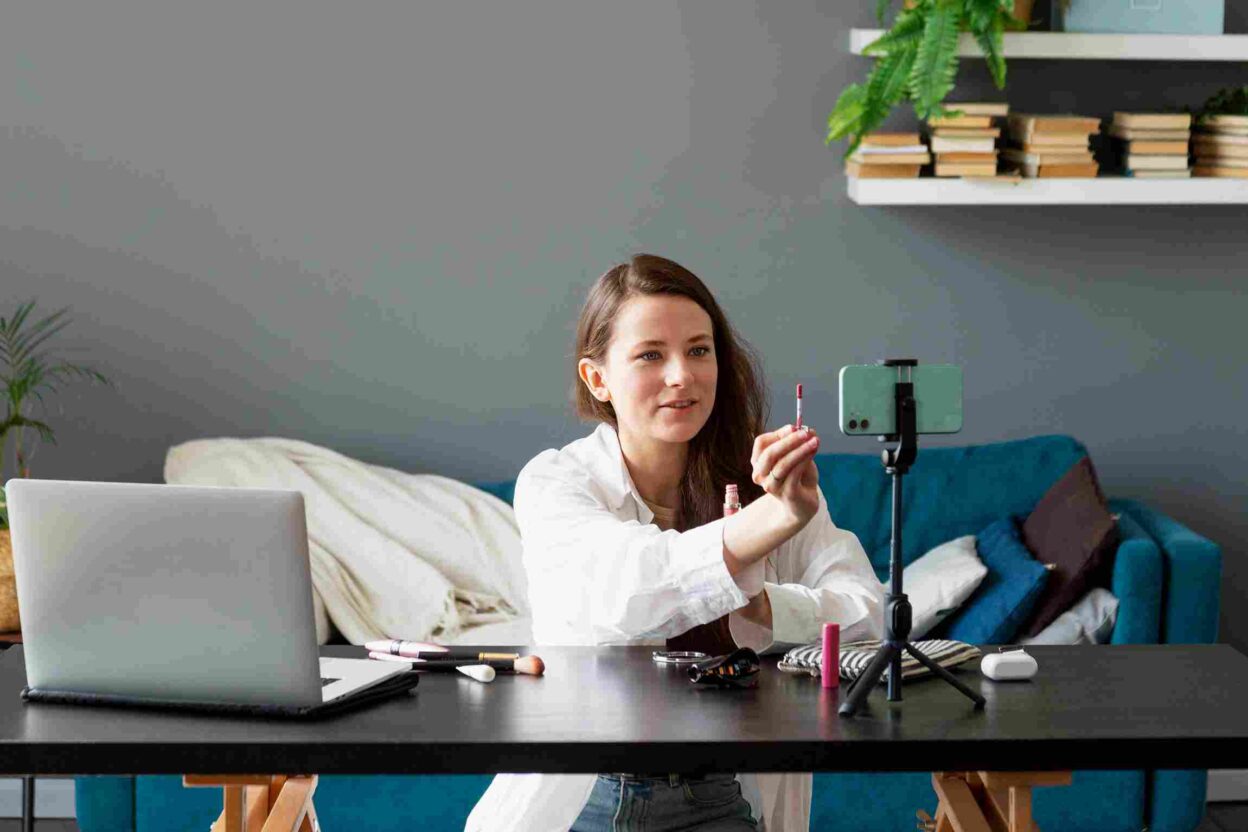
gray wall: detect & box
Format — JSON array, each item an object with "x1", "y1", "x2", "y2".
[{"x1": 2, "y1": 2, "x2": 1245, "y2": 647}]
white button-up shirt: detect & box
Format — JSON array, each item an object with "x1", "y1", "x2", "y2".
[{"x1": 465, "y1": 423, "x2": 884, "y2": 831}]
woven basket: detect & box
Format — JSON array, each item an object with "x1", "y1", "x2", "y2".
[{"x1": 0, "y1": 531, "x2": 19, "y2": 633}]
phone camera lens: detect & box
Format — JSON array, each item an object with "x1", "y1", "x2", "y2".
[
  {"x1": 848, "y1": 420, "x2": 858, "y2": 430},
  {"x1": 861, "y1": 419, "x2": 870, "y2": 430}
]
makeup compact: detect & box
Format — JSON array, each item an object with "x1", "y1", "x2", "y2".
[{"x1": 652, "y1": 651, "x2": 708, "y2": 665}]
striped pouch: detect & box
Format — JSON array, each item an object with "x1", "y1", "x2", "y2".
[{"x1": 778, "y1": 638, "x2": 982, "y2": 682}]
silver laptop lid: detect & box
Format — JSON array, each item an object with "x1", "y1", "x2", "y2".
[{"x1": 5, "y1": 479, "x2": 322, "y2": 707}]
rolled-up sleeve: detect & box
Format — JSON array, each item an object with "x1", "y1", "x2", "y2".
[
  {"x1": 728, "y1": 490, "x2": 884, "y2": 654},
  {"x1": 517, "y1": 453, "x2": 750, "y2": 645}
]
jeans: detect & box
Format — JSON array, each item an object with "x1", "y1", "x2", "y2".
[{"x1": 570, "y1": 773, "x2": 760, "y2": 831}]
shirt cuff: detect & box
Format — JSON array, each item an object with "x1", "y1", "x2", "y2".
[
  {"x1": 764, "y1": 581, "x2": 825, "y2": 646},
  {"x1": 728, "y1": 595, "x2": 776, "y2": 654},
  {"x1": 673, "y1": 517, "x2": 750, "y2": 619}
]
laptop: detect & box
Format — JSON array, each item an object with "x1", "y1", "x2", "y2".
[{"x1": 5, "y1": 478, "x2": 412, "y2": 708}]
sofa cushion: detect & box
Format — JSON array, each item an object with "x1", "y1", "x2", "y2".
[
  {"x1": 1022, "y1": 587, "x2": 1119, "y2": 646},
  {"x1": 474, "y1": 479, "x2": 517, "y2": 506},
  {"x1": 815, "y1": 435, "x2": 1089, "y2": 581},
  {"x1": 934, "y1": 517, "x2": 1049, "y2": 645},
  {"x1": 812, "y1": 770, "x2": 1145, "y2": 832},
  {"x1": 901, "y1": 535, "x2": 986, "y2": 639},
  {"x1": 1020, "y1": 456, "x2": 1120, "y2": 637},
  {"x1": 133, "y1": 773, "x2": 493, "y2": 832}
]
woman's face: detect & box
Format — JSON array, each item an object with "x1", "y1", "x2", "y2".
[{"x1": 590, "y1": 294, "x2": 718, "y2": 446}]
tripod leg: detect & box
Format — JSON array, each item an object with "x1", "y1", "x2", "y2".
[
  {"x1": 838, "y1": 642, "x2": 900, "y2": 717},
  {"x1": 902, "y1": 642, "x2": 986, "y2": 708}
]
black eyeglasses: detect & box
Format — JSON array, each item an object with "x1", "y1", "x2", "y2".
[{"x1": 688, "y1": 647, "x2": 760, "y2": 688}]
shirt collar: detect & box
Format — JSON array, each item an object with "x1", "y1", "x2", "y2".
[{"x1": 590, "y1": 422, "x2": 653, "y2": 523}]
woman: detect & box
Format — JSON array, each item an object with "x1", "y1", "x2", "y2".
[{"x1": 466, "y1": 254, "x2": 883, "y2": 831}]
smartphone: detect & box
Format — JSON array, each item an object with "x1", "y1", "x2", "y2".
[{"x1": 838, "y1": 364, "x2": 963, "y2": 436}]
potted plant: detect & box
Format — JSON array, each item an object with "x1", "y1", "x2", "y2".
[
  {"x1": 0, "y1": 300, "x2": 112, "y2": 632},
  {"x1": 827, "y1": 0, "x2": 1034, "y2": 156},
  {"x1": 1196, "y1": 84, "x2": 1248, "y2": 124}
]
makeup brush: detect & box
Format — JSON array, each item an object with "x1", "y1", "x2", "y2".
[
  {"x1": 414, "y1": 656, "x2": 546, "y2": 677},
  {"x1": 363, "y1": 640, "x2": 520, "y2": 661},
  {"x1": 369, "y1": 652, "x2": 545, "y2": 676},
  {"x1": 362, "y1": 653, "x2": 497, "y2": 682}
]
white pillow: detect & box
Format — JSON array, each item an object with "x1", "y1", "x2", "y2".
[
  {"x1": 445, "y1": 615, "x2": 534, "y2": 647},
  {"x1": 900, "y1": 535, "x2": 988, "y2": 640},
  {"x1": 1021, "y1": 588, "x2": 1119, "y2": 646}
]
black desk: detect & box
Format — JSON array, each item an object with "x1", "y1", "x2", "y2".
[{"x1": 1, "y1": 643, "x2": 1246, "y2": 776}]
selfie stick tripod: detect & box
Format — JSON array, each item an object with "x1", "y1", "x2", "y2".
[{"x1": 838, "y1": 359, "x2": 985, "y2": 718}]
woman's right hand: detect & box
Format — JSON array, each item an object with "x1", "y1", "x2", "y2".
[
  {"x1": 721, "y1": 424, "x2": 823, "y2": 579},
  {"x1": 751, "y1": 424, "x2": 821, "y2": 531}
]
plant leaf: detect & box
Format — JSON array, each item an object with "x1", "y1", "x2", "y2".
[
  {"x1": 869, "y1": 43, "x2": 920, "y2": 112},
  {"x1": 0, "y1": 301, "x2": 111, "y2": 459},
  {"x1": 0, "y1": 414, "x2": 55, "y2": 444},
  {"x1": 844, "y1": 47, "x2": 919, "y2": 157},
  {"x1": 972, "y1": 13, "x2": 1006, "y2": 88},
  {"x1": 965, "y1": 0, "x2": 1009, "y2": 32},
  {"x1": 1, "y1": 306, "x2": 71, "y2": 368},
  {"x1": 827, "y1": 83, "x2": 869, "y2": 145},
  {"x1": 909, "y1": 0, "x2": 962, "y2": 121},
  {"x1": 863, "y1": 7, "x2": 925, "y2": 55}
]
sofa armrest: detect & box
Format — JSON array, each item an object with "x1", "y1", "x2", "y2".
[
  {"x1": 1107, "y1": 508, "x2": 1162, "y2": 645},
  {"x1": 1112, "y1": 499, "x2": 1222, "y2": 645},
  {"x1": 75, "y1": 776, "x2": 135, "y2": 832}
]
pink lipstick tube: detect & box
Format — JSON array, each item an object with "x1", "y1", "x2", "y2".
[
  {"x1": 822, "y1": 622, "x2": 839, "y2": 689},
  {"x1": 723, "y1": 484, "x2": 741, "y2": 517}
]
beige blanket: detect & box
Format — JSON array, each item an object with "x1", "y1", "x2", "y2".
[{"x1": 165, "y1": 437, "x2": 527, "y2": 644}]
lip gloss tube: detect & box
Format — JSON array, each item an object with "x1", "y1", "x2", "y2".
[
  {"x1": 822, "y1": 622, "x2": 839, "y2": 689},
  {"x1": 796, "y1": 383, "x2": 804, "y2": 431},
  {"x1": 723, "y1": 484, "x2": 741, "y2": 517}
]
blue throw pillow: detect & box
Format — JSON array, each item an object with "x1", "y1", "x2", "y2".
[{"x1": 935, "y1": 517, "x2": 1049, "y2": 645}]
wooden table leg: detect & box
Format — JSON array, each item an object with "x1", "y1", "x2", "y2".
[
  {"x1": 929, "y1": 770, "x2": 1072, "y2": 832},
  {"x1": 184, "y1": 774, "x2": 320, "y2": 832}
]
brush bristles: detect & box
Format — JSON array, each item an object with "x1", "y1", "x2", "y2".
[{"x1": 516, "y1": 655, "x2": 545, "y2": 676}]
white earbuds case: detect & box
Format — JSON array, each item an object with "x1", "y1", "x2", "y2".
[{"x1": 981, "y1": 649, "x2": 1038, "y2": 681}]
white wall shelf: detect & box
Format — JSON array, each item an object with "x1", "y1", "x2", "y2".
[
  {"x1": 850, "y1": 29, "x2": 1248, "y2": 61},
  {"x1": 847, "y1": 177, "x2": 1248, "y2": 206}
]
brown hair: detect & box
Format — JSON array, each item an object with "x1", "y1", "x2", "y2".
[{"x1": 572, "y1": 253, "x2": 768, "y2": 530}]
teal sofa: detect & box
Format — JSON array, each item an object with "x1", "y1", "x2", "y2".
[{"x1": 74, "y1": 434, "x2": 1222, "y2": 832}]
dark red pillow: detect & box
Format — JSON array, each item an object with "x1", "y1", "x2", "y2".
[{"x1": 1019, "y1": 456, "x2": 1120, "y2": 638}]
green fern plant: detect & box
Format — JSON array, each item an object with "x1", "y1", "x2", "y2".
[
  {"x1": 1198, "y1": 85, "x2": 1248, "y2": 121},
  {"x1": 828, "y1": 0, "x2": 1028, "y2": 157},
  {"x1": 0, "y1": 301, "x2": 112, "y2": 528}
]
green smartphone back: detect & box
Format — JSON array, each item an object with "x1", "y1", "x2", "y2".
[{"x1": 838, "y1": 364, "x2": 963, "y2": 435}]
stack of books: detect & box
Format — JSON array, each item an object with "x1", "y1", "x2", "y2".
[
  {"x1": 1108, "y1": 112, "x2": 1193, "y2": 179},
  {"x1": 1002, "y1": 114, "x2": 1101, "y2": 178},
  {"x1": 1192, "y1": 114, "x2": 1248, "y2": 179},
  {"x1": 845, "y1": 132, "x2": 930, "y2": 178},
  {"x1": 926, "y1": 102, "x2": 1008, "y2": 177}
]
